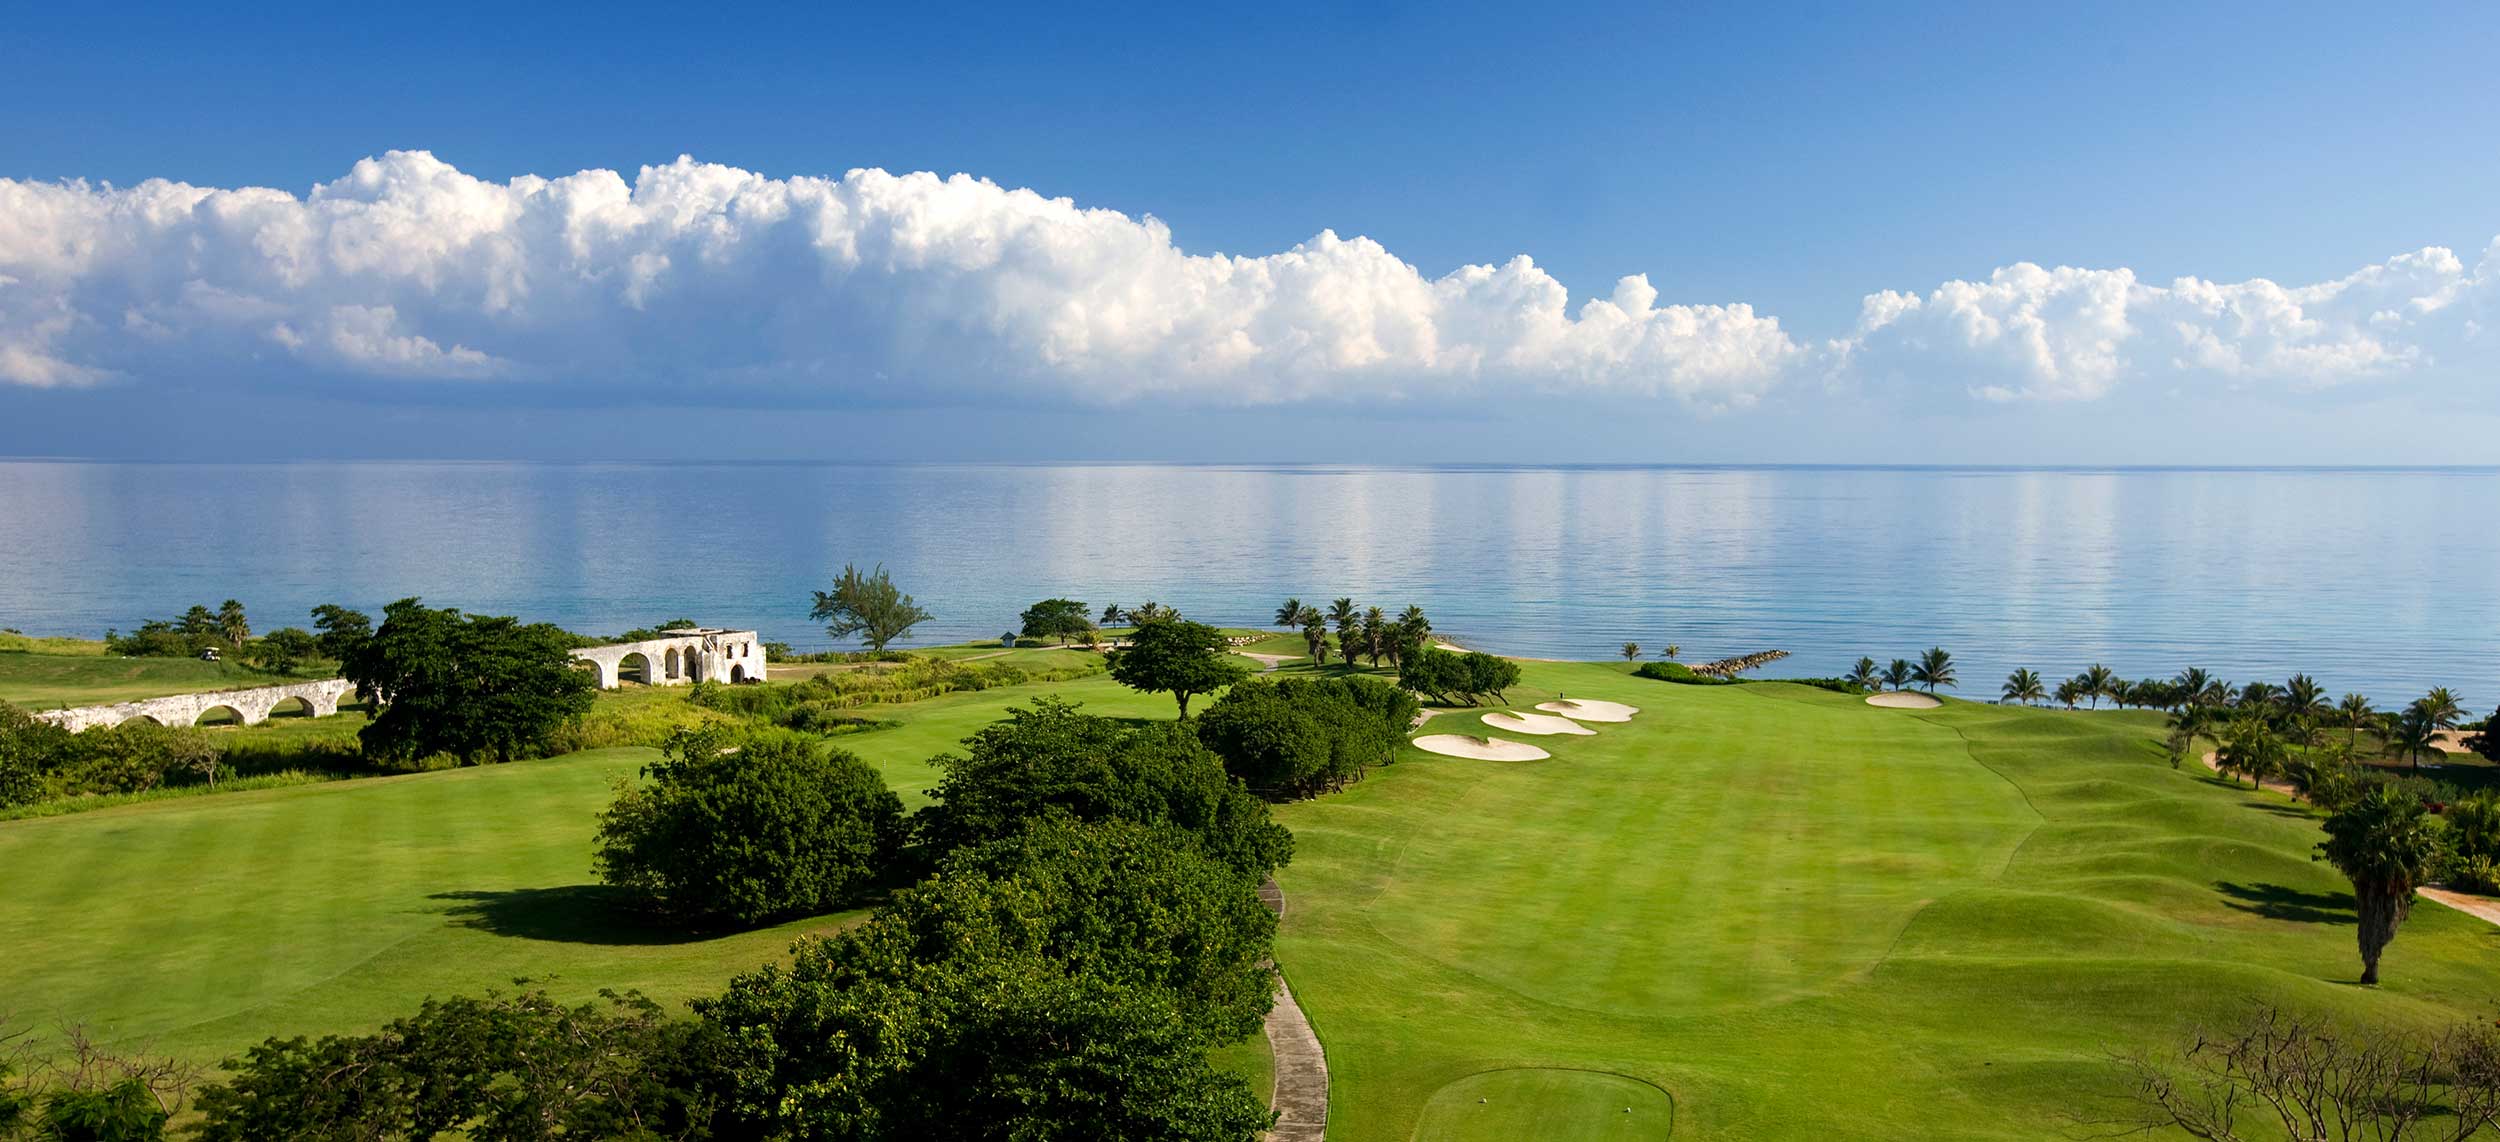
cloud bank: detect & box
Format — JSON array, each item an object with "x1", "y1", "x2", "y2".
[{"x1": 0, "y1": 151, "x2": 2491, "y2": 408}]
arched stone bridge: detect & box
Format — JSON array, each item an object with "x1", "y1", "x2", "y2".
[
  {"x1": 570, "y1": 627, "x2": 766, "y2": 689},
  {"x1": 33, "y1": 678, "x2": 360, "y2": 734}
]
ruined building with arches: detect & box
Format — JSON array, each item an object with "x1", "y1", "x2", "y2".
[
  {"x1": 569, "y1": 627, "x2": 766, "y2": 689},
  {"x1": 34, "y1": 678, "x2": 360, "y2": 733}
]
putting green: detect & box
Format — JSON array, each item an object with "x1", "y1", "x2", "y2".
[{"x1": 1414, "y1": 1069, "x2": 1672, "y2": 1140}]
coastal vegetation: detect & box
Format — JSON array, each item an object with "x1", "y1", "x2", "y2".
[{"x1": 808, "y1": 563, "x2": 933, "y2": 651}]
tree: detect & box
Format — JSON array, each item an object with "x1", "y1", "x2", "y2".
[
  {"x1": 2316, "y1": 784, "x2": 2448, "y2": 985},
  {"x1": 1882, "y1": 659, "x2": 1912, "y2": 692},
  {"x1": 1017, "y1": 598, "x2": 1093, "y2": 646},
  {"x1": 194, "y1": 989, "x2": 701, "y2": 1142},
  {"x1": 2390, "y1": 703, "x2": 2439, "y2": 774},
  {"x1": 308, "y1": 604, "x2": 372, "y2": 662},
  {"x1": 2283, "y1": 673, "x2": 2328, "y2": 728},
  {"x1": 2467, "y1": 705, "x2": 2498, "y2": 760},
  {"x1": 2001, "y1": 668, "x2": 2045, "y2": 705},
  {"x1": 1847, "y1": 657, "x2": 1879, "y2": 691},
  {"x1": 1398, "y1": 649, "x2": 1519, "y2": 706},
  {"x1": 2216, "y1": 714, "x2": 2284, "y2": 790},
  {"x1": 340, "y1": 598, "x2": 596, "y2": 764},
  {"x1": 810, "y1": 563, "x2": 933, "y2": 651},
  {"x1": 1326, "y1": 599, "x2": 1358, "y2": 669},
  {"x1": 1198, "y1": 675, "x2": 1414, "y2": 796},
  {"x1": 1100, "y1": 603, "x2": 1127, "y2": 628},
  {"x1": 1662, "y1": 643, "x2": 1680, "y2": 660},
  {"x1": 212, "y1": 599, "x2": 251, "y2": 648},
  {"x1": 1299, "y1": 610, "x2": 1331, "y2": 667},
  {"x1": 1390, "y1": 606, "x2": 1429, "y2": 668},
  {"x1": 1361, "y1": 606, "x2": 1387, "y2": 666},
  {"x1": 178, "y1": 605, "x2": 219, "y2": 647},
  {"x1": 2053, "y1": 677, "x2": 2083, "y2": 709},
  {"x1": 1109, "y1": 618, "x2": 1253, "y2": 719},
  {"x1": 2174, "y1": 667, "x2": 2213, "y2": 704},
  {"x1": 1620, "y1": 642, "x2": 1641, "y2": 661},
  {"x1": 1272, "y1": 598, "x2": 1302, "y2": 628},
  {"x1": 1910, "y1": 647, "x2": 1956, "y2": 694},
  {"x1": 1127, "y1": 601, "x2": 1173, "y2": 625},
  {"x1": 913, "y1": 698, "x2": 1292, "y2": 880},
  {"x1": 2078, "y1": 664, "x2": 2116, "y2": 709},
  {"x1": 2119, "y1": 1004, "x2": 2500, "y2": 1142},
  {"x1": 596, "y1": 727, "x2": 904, "y2": 928},
  {"x1": 2339, "y1": 692, "x2": 2376, "y2": 748},
  {"x1": 2421, "y1": 687, "x2": 2464, "y2": 729},
  {"x1": 251, "y1": 628, "x2": 318, "y2": 675}
]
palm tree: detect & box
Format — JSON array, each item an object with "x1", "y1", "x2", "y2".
[
  {"x1": 2080, "y1": 664, "x2": 2117, "y2": 710},
  {"x1": 2174, "y1": 667, "x2": 2214, "y2": 705},
  {"x1": 1128, "y1": 601, "x2": 1172, "y2": 625},
  {"x1": 1361, "y1": 606, "x2": 1387, "y2": 666},
  {"x1": 2391, "y1": 704, "x2": 2439, "y2": 774},
  {"x1": 2107, "y1": 679, "x2": 2137, "y2": 709},
  {"x1": 2054, "y1": 678, "x2": 2083, "y2": 709},
  {"x1": 2001, "y1": 668, "x2": 2045, "y2": 705},
  {"x1": 1099, "y1": 603, "x2": 1126, "y2": 628},
  {"x1": 1847, "y1": 657, "x2": 1879, "y2": 691},
  {"x1": 1326, "y1": 598, "x2": 1359, "y2": 669},
  {"x1": 1882, "y1": 659, "x2": 1913, "y2": 692},
  {"x1": 2238, "y1": 680, "x2": 2282, "y2": 711},
  {"x1": 1301, "y1": 611, "x2": 1332, "y2": 667},
  {"x1": 2338, "y1": 693, "x2": 2375, "y2": 749},
  {"x1": 2316, "y1": 785, "x2": 2447, "y2": 985},
  {"x1": 1662, "y1": 644, "x2": 1680, "y2": 660},
  {"x1": 2421, "y1": 687, "x2": 2464, "y2": 729},
  {"x1": 1273, "y1": 598, "x2": 1303, "y2": 628},
  {"x1": 1620, "y1": 642, "x2": 1641, "y2": 661},
  {"x1": 2217, "y1": 714, "x2": 2284, "y2": 790},
  {"x1": 2283, "y1": 674, "x2": 2328, "y2": 723},
  {"x1": 1910, "y1": 647, "x2": 1957, "y2": 695}
]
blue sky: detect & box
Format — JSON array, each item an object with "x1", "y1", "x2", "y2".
[{"x1": 3, "y1": 1, "x2": 2496, "y2": 463}]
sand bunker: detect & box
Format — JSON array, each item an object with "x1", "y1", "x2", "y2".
[
  {"x1": 1865, "y1": 691, "x2": 1943, "y2": 709},
  {"x1": 1412, "y1": 734, "x2": 1552, "y2": 761},
  {"x1": 1481, "y1": 711, "x2": 1598, "y2": 736},
  {"x1": 1535, "y1": 699, "x2": 1639, "y2": 722}
]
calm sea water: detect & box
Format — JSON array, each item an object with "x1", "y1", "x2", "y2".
[{"x1": 1, "y1": 461, "x2": 2493, "y2": 708}]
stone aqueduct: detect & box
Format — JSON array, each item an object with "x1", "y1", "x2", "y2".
[
  {"x1": 33, "y1": 678, "x2": 361, "y2": 734},
  {"x1": 569, "y1": 628, "x2": 766, "y2": 689},
  {"x1": 32, "y1": 626, "x2": 766, "y2": 734}
]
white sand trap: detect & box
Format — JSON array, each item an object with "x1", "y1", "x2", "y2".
[
  {"x1": 1536, "y1": 699, "x2": 1639, "y2": 723},
  {"x1": 1412, "y1": 734, "x2": 1551, "y2": 761},
  {"x1": 1865, "y1": 691, "x2": 1943, "y2": 709},
  {"x1": 1482, "y1": 711, "x2": 1598, "y2": 736}
]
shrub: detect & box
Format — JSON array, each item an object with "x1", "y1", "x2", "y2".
[
  {"x1": 1776, "y1": 677, "x2": 1871, "y2": 696},
  {"x1": 1398, "y1": 648, "x2": 1522, "y2": 705},
  {"x1": 1635, "y1": 661, "x2": 1734, "y2": 686},
  {"x1": 595, "y1": 727, "x2": 904, "y2": 927},
  {"x1": 1198, "y1": 674, "x2": 1416, "y2": 796},
  {"x1": 914, "y1": 697, "x2": 1291, "y2": 880}
]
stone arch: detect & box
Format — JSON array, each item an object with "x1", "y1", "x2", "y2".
[
  {"x1": 195, "y1": 704, "x2": 246, "y2": 727},
  {"x1": 267, "y1": 695, "x2": 316, "y2": 718},
  {"x1": 730, "y1": 662, "x2": 749, "y2": 683},
  {"x1": 664, "y1": 647, "x2": 681, "y2": 680},
  {"x1": 682, "y1": 643, "x2": 702, "y2": 683},
  {"x1": 116, "y1": 713, "x2": 165, "y2": 728},
  {"x1": 618, "y1": 651, "x2": 653, "y2": 685}
]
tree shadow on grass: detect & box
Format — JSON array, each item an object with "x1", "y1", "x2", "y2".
[
  {"x1": 432, "y1": 886, "x2": 710, "y2": 946},
  {"x1": 2215, "y1": 881, "x2": 2355, "y2": 926}
]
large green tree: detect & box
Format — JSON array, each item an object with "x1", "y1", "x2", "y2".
[
  {"x1": 1197, "y1": 675, "x2": 1415, "y2": 796},
  {"x1": 810, "y1": 563, "x2": 933, "y2": 651},
  {"x1": 2316, "y1": 784, "x2": 2447, "y2": 985},
  {"x1": 340, "y1": 598, "x2": 595, "y2": 763},
  {"x1": 596, "y1": 727, "x2": 904, "y2": 928},
  {"x1": 1107, "y1": 618, "x2": 1252, "y2": 718},
  {"x1": 913, "y1": 697, "x2": 1290, "y2": 880},
  {"x1": 1017, "y1": 598, "x2": 1093, "y2": 646},
  {"x1": 308, "y1": 603, "x2": 372, "y2": 662}
]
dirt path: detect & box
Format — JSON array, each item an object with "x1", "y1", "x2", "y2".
[
  {"x1": 1240, "y1": 652, "x2": 1298, "y2": 673},
  {"x1": 1256, "y1": 879, "x2": 1328, "y2": 1142}
]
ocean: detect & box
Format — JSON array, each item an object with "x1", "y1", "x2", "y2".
[{"x1": 1, "y1": 461, "x2": 2492, "y2": 708}]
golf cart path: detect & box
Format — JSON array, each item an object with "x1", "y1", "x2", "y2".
[{"x1": 1257, "y1": 878, "x2": 1328, "y2": 1142}]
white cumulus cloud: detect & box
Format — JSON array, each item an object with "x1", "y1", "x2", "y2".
[
  {"x1": 1, "y1": 151, "x2": 2492, "y2": 410},
  {"x1": 0, "y1": 151, "x2": 1799, "y2": 405}
]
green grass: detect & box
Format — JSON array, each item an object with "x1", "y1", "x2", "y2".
[
  {"x1": 1270, "y1": 663, "x2": 2500, "y2": 1139},
  {"x1": 10, "y1": 652, "x2": 2498, "y2": 1137},
  {"x1": 0, "y1": 651, "x2": 325, "y2": 708}
]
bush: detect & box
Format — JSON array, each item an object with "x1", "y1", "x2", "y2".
[
  {"x1": 915, "y1": 697, "x2": 1292, "y2": 880},
  {"x1": 1197, "y1": 675, "x2": 1416, "y2": 796},
  {"x1": 596, "y1": 727, "x2": 904, "y2": 928},
  {"x1": 1634, "y1": 661, "x2": 1734, "y2": 686},
  {"x1": 1398, "y1": 648, "x2": 1522, "y2": 705},
  {"x1": 1775, "y1": 677, "x2": 1871, "y2": 696}
]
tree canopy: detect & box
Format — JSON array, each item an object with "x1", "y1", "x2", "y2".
[
  {"x1": 1197, "y1": 674, "x2": 1416, "y2": 796},
  {"x1": 1017, "y1": 598, "x2": 1093, "y2": 645},
  {"x1": 1397, "y1": 647, "x2": 1520, "y2": 706},
  {"x1": 913, "y1": 697, "x2": 1291, "y2": 880},
  {"x1": 2317, "y1": 784, "x2": 2447, "y2": 985},
  {"x1": 596, "y1": 726, "x2": 904, "y2": 928},
  {"x1": 810, "y1": 563, "x2": 933, "y2": 651},
  {"x1": 340, "y1": 598, "x2": 596, "y2": 763},
  {"x1": 1106, "y1": 618, "x2": 1252, "y2": 718}
]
